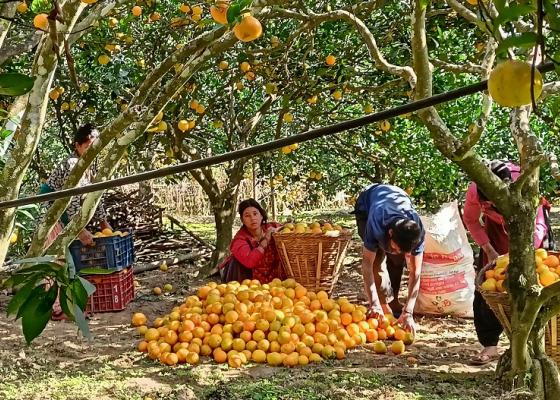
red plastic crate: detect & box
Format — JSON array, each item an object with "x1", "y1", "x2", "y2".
[{"x1": 83, "y1": 267, "x2": 135, "y2": 313}]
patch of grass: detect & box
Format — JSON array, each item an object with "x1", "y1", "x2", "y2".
[{"x1": 178, "y1": 222, "x2": 218, "y2": 242}]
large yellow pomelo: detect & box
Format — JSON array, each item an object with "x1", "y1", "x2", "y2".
[{"x1": 488, "y1": 60, "x2": 543, "y2": 108}]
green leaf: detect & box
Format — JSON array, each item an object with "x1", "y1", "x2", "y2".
[
  {"x1": 544, "y1": 0, "x2": 560, "y2": 31},
  {"x1": 31, "y1": 0, "x2": 50, "y2": 14},
  {"x1": 78, "y1": 276, "x2": 96, "y2": 296},
  {"x1": 6, "y1": 280, "x2": 37, "y2": 316},
  {"x1": 226, "y1": 3, "x2": 241, "y2": 24},
  {"x1": 21, "y1": 285, "x2": 57, "y2": 344},
  {"x1": 59, "y1": 288, "x2": 74, "y2": 321},
  {"x1": 16, "y1": 284, "x2": 48, "y2": 320},
  {"x1": 494, "y1": 4, "x2": 537, "y2": 28},
  {"x1": 0, "y1": 129, "x2": 12, "y2": 139},
  {"x1": 78, "y1": 267, "x2": 117, "y2": 275},
  {"x1": 73, "y1": 302, "x2": 92, "y2": 340},
  {"x1": 15, "y1": 262, "x2": 63, "y2": 276},
  {"x1": 71, "y1": 279, "x2": 89, "y2": 310},
  {"x1": 493, "y1": 0, "x2": 506, "y2": 13},
  {"x1": 65, "y1": 247, "x2": 77, "y2": 279},
  {"x1": 13, "y1": 256, "x2": 58, "y2": 265},
  {"x1": 16, "y1": 209, "x2": 35, "y2": 220},
  {"x1": 496, "y1": 32, "x2": 538, "y2": 55},
  {"x1": 0, "y1": 73, "x2": 35, "y2": 96}
]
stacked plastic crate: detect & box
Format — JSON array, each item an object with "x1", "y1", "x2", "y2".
[{"x1": 69, "y1": 229, "x2": 135, "y2": 313}]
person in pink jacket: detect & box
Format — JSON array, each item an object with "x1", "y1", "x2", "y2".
[{"x1": 463, "y1": 160, "x2": 548, "y2": 365}]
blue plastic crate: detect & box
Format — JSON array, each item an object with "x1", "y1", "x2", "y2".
[{"x1": 70, "y1": 229, "x2": 135, "y2": 273}]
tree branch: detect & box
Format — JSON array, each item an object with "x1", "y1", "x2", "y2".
[
  {"x1": 454, "y1": 39, "x2": 496, "y2": 159},
  {"x1": 511, "y1": 154, "x2": 549, "y2": 194},
  {"x1": 0, "y1": 32, "x2": 42, "y2": 66},
  {"x1": 548, "y1": 153, "x2": 560, "y2": 182},
  {"x1": 431, "y1": 58, "x2": 486, "y2": 74},
  {"x1": 445, "y1": 0, "x2": 478, "y2": 24}
]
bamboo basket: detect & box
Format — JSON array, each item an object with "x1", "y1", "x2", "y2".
[
  {"x1": 476, "y1": 250, "x2": 560, "y2": 364},
  {"x1": 273, "y1": 231, "x2": 352, "y2": 294}
]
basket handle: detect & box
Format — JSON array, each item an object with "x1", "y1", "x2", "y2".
[
  {"x1": 281, "y1": 242, "x2": 295, "y2": 277},
  {"x1": 315, "y1": 241, "x2": 322, "y2": 289}
]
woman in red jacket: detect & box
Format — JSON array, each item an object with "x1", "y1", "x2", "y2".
[{"x1": 220, "y1": 199, "x2": 284, "y2": 284}]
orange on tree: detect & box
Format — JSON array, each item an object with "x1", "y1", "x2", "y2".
[
  {"x1": 33, "y1": 14, "x2": 49, "y2": 30},
  {"x1": 488, "y1": 60, "x2": 543, "y2": 108},
  {"x1": 16, "y1": 2, "x2": 28, "y2": 13},
  {"x1": 131, "y1": 6, "x2": 142, "y2": 17},
  {"x1": 210, "y1": 1, "x2": 229, "y2": 25},
  {"x1": 233, "y1": 15, "x2": 263, "y2": 42}
]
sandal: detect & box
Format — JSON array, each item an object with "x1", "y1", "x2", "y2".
[{"x1": 469, "y1": 352, "x2": 500, "y2": 366}]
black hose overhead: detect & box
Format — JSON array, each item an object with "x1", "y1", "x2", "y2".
[{"x1": 0, "y1": 62, "x2": 553, "y2": 210}]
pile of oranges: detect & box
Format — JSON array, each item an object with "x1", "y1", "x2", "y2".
[
  {"x1": 132, "y1": 278, "x2": 414, "y2": 367},
  {"x1": 481, "y1": 249, "x2": 560, "y2": 292},
  {"x1": 278, "y1": 221, "x2": 348, "y2": 235}
]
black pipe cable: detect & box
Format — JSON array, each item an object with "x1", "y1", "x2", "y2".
[{"x1": 0, "y1": 62, "x2": 554, "y2": 210}]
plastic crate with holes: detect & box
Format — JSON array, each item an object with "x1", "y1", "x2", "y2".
[
  {"x1": 82, "y1": 267, "x2": 135, "y2": 313},
  {"x1": 69, "y1": 228, "x2": 135, "y2": 273}
]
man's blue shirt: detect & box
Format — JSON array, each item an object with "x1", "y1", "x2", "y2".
[{"x1": 356, "y1": 184, "x2": 425, "y2": 255}]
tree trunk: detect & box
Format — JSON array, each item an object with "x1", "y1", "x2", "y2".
[
  {"x1": 504, "y1": 195, "x2": 560, "y2": 400},
  {"x1": 204, "y1": 192, "x2": 239, "y2": 277}
]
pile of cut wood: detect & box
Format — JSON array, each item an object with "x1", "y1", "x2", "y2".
[{"x1": 103, "y1": 189, "x2": 213, "y2": 269}]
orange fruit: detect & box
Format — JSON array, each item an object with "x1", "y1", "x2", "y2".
[
  {"x1": 131, "y1": 5, "x2": 142, "y2": 17},
  {"x1": 539, "y1": 270, "x2": 557, "y2": 287},
  {"x1": 210, "y1": 3, "x2": 228, "y2": 24},
  {"x1": 391, "y1": 340, "x2": 406, "y2": 355},
  {"x1": 33, "y1": 14, "x2": 48, "y2": 30},
  {"x1": 252, "y1": 349, "x2": 267, "y2": 363},
  {"x1": 137, "y1": 340, "x2": 149, "y2": 352},
  {"x1": 377, "y1": 328, "x2": 387, "y2": 340},
  {"x1": 145, "y1": 328, "x2": 160, "y2": 341},
  {"x1": 266, "y1": 352, "x2": 283, "y2": 366},
  {"x1": 544, "y1": 255, "x2": 560, "y2": 268},
  {"x1": 165, "y1": 352, "x2": 179, "y2": 366},
  {"x1": 309, "y1": 353, "x2": 322, "y2": 363},
  {"x1": 403, "y1": 332, "x2": 415, "y2": 345},
  {"x1": 131, "y1": 312, "x2": 147, "y2": 327},
  {"x1": 257, "y1": 339, "x2": 270, "y2": 352},
  {"x1": 365, "y1": 329, "x2": 378, "y2": 343},
  {"x1": 325, "y1": 54, "x2": 336, "y2": 66},
  {"x1": 212, "y1": 349, "x2": 226, "y2": 364},
  {"x1": 488, "y1": 60, "x2": 543, "y2": 108},
  {"x1": 393, "y1": 328, "x2": 406, "y2": 341},
  {"x1": 16, "y1": 2, "x2": 28, "y2": 13},
  {"x1": 373, "y1": 340, "x2": 387, "y2": 354},
  {"x1": 176, "y1": 348, "x2": 189, "y2": 363},
  {"x1": 164, "y1": 330, "x2": 178, "y2": 345},
  {"x1": 225, "y1": 310, "x2": 239, "y2": 324},
  {"x1": 233, "y1": 15, "x2": 262, "y2": 42}
]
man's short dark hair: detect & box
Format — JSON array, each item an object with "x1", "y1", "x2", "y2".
[
  {"x1": 390, "y1": 219, "x2": 422, "y2": 253},
  {"x1": 74, "y1": 123, "x2": 98, "y2": 145}
]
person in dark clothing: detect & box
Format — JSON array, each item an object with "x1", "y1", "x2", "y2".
[{"x1": 353, "y1": 184, "x2": 425, "y2": 334}]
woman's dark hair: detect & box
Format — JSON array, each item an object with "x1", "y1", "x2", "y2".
[
  {"x1": 477, "y1": 160, "x2": 512, "y2": 201},
  {"x1": 390, "y1": 219, "x2": 422, "y2": 253},
  {"x1": 238, "y1": 198, "x2": 268, "y2": 225},
  {"x1": 74, "y1": 123, "x2": 98, "y2": 145}
]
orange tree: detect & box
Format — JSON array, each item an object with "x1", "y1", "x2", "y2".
[{"x1": 2, "y1": 3, "x2": 560, "y2": 397}]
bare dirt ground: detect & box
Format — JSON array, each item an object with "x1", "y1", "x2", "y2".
[{"x1": 2, "y1": 207, "x2": 558, "y2": 400}]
